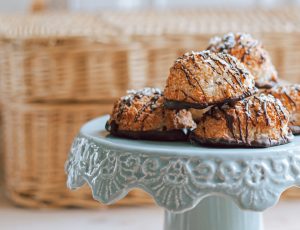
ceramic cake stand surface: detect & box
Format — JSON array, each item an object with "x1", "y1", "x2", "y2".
[{"x1": 65, "y1": 115, "x2": 300, "y2": 230}]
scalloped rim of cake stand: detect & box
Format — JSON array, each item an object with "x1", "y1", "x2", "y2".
[{"x1": 65, "y1": 115, "x2": 300, "y2": 213}]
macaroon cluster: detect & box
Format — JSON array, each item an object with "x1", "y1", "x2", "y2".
[{"x1": 106, "y1": 32, "x2": 299, "y2": 148}]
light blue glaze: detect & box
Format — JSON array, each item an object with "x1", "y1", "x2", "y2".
[
  {"x1": 65, "y1": 116, "x2": 300, "y2": 230},
  {"x1": 164, "y1": 196, "x2": 263, "y2": 230},
  {"x1": 66, "y1": 116, "x2": 300, "y2": 213}
]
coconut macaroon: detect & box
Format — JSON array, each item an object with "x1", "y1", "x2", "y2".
[
  {"x1": 208, "y1": 32, "x2": 278, "y2": 89},
  {"x1": 264, "y1": 84, "x2": 300, "y2": 134},
  {"x1": 105, "y1": 88, "x2": 196, "y2": 141},
  {"x1": 190, "y1": 94, "x2": 293, "y2": 147},
  {"x1": 164, "y1": 50, "x2": 257, "y2": 110}
]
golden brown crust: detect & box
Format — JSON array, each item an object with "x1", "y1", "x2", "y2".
[
  {"x1": 264, "y1": 84, "x2": 300, "y2": 134},
  {"x1": 208, "y1": 33, "x2": 278, "y2": 89},
  {"x1": 106, "y1": 88, "x2": 196, "y2": 140},
  {"x1": 164, "y1": 51, "x2": 257, "y2": 109},
  {"x1": 190, "y1": 94, "x2": 293, "y2": 147}
]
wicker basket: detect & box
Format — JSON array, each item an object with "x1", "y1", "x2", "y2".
[
  {"x1": 0, "y1": 13, "x2": 125, "y2": 103},
  {"x1": 1, "y1": 10, "x2": 300, "y2": 103},
  {"x1": 0, "y1": 38, "x2": 191, "y2": 103},
  {"x1": 99, "y1": 8, "x2": 300, "y2": 83},
  {"x1": 0, "y1": 37, "x2": 134, "y2": 103},
  {"x1": 1, "y1": 102, "x2": 153, "y2": 208}
]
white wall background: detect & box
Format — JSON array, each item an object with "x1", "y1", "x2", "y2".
[
  {"x1": 0, "y1": 0, "x2": 300, "y2": 12},
  {"x1": 0, "y1": 0, "x2": 31, "y2": 12},
  {"x1": 69, "y1": 0, "x2": 300, "y2": 10}
]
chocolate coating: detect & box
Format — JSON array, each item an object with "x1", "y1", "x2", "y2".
[
  {"x1": 107, "y1": 121, "x2": 189, "y2": 141},
  {"x1": 208, "y1": 32, "x2": 278, "y2": 88}
]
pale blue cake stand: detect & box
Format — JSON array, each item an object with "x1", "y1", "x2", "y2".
[{"x1": 65, "y1": 115, "x2": 300, "y2": 230}]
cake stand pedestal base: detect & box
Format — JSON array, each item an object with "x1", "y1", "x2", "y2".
[{"x1": 164, "y1": 196, "x2": 263, "y2": 230}]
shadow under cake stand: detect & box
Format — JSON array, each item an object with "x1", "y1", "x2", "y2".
[{"x1": 65, "y1": 115, "x2": 300, "y2": 230}]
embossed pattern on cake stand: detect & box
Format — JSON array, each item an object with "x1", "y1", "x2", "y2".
[{"x1": 65, "y1": 115, "x2": 300, "y2": 230}]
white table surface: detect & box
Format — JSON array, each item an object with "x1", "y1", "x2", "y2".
[{"x1": 0, "y1": 192, "x2": 299, "y2": 230}]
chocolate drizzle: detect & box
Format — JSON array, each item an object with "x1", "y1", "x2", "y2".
[
  {"x1": 224, "y1": 78, "x2": 237, "y2": 92},
  {"x1": 124, "y1": 88, "x2": 162, "y2": 102},
  {"x1": 284, "y1": 91, "x2": 297, "y2": 107},
  {"x1": 208, "y1": 32, "x2": 278, "y2": 89},
  {"x1": 241, "y1": 50, "x2": 249, "y2": 63},
  {"x1": 192, "y1": 94, "x2": 293, "y2": 147},
  {"x1": 167, "y1": 50, "x2": 256, "y2": 109},
  {"x1": 223, "y1": 54, "x2": 246, "y2": 86},
  {"x1": 219, "y1": 106, "x2": 237, "y2": 141},
  {"x1": 134, "y1": 94, "x2": 160, "y2": 122},
  {"x1": 180, "y1": 66, "x2": 195, "y2": 88},
  {"x1": 266, "y1": 85, "x2": 298, "y2": 111},
  {"x1": 235, "y1": 110, "x2": 243, "y2": 141},
  {"x1": 116, "y1": 87, "x2": 162, "y2": 121},
  {"x1": 179, "y1": 89, "x2": 198, "y2": 102},
  {"x1": 208, "y1": 33, "x2": 258, "y2": 60},
  {"x1": 244, "y1": 101, "x2": 250, "y2": 144},
  {"x1": 262, "y1": 100, "x2": 271, "y2": 126},
  {"x1": 275, "y1": 98, "x2": 288, "y2": 121},
  {"x1": 210, "y1": 54, "x2": 245, "y2": 90},
  {"x1": 264, "y1": 84, "x2": 300, "y2": 135},
  {"x1": 175, "y1": 53, "x2": 208, "y2": 101}
]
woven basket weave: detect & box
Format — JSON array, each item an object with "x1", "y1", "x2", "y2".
[
  {"x1": 0, "y1": 13, "x2": 124, "y2": 103},
  {"x1": 1, "y1": 102, "x2": 153, "y2": 208},
  {"x1": 0, "y1": 40, "x2": 191, "y2": 102},
  {"x1": 1, "y1": 10, "x2": 300, "y2": 103},
  {"x1": 99, "y1": 8, "x2": 300, "y2": 84}
]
